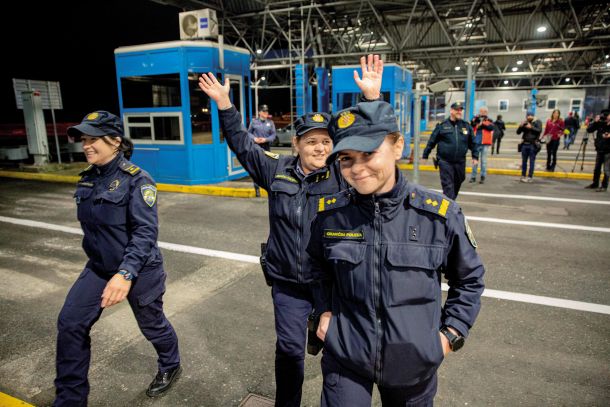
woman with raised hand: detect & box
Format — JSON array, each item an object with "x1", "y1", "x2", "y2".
[{"x1": 198, "y1": 55, "x2": 383, "y2": 406}]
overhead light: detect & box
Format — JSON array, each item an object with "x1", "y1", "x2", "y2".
[
  {"x1": 517, "y1": 60, "x2": 524, "y2": 65},
  {"x1": 454, "y1": 66, "x2": 461, "y2": 71},
  {"x1": 512, "y1": 67, "x2": 518, "y2": 72},
  {"x1": 605, "y1": 54, "x2": 609, "y2": 59},
  {"x1": 260, "y1": 76, "x2": 266, "y2": 81},
  {"x1": 565, "y1": 77, "x2": 570, "y2": 82},
  {"x1": 537, "y1": 26, "x2": 547, "y2": 33},
  {"x1": 256, "y1": 49, "x2": 262, "y2": 54},
  {"x1": 503, "y1": 80, "x2": 509, "y2": 85},
  {"x1": 606, "y1": 62, "x2": 610, "y2": 67}
]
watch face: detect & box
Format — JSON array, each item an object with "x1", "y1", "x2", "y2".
[{"x1": 452, "y1": 336, "x2": 465, "y2": 351}]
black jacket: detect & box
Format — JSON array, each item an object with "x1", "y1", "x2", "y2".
[
  {"x1": 219, "y1": 106, "x2": 346, "y2": 284},
  {"x1": 308, "y1": 171, "x2": 485, "y2": 387},
  {"x1": 423, "y1": 118, "x2": 478, "y2": 162},
  {"x1": 493, "y1": 119, "x2": 505, "y2": 140},
  {"x1": 587, "y1": 120, "x2": 610, "y2": 153},
  {"x1": 517, "y1": 119, "x2": 542, "y2": 144}
]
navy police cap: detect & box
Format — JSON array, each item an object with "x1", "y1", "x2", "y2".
[
  {"x1": 67, "y1": 111, "x2": 124, "y2": 139},
  {"x1": 327, "y1": 101, "x2": 399, "y2": 163},
  {"x1": 294, "y1": 112, "x2": 331, "y2": 137},
  {"x1": 450, "y1": 102, "x2": 464, "y2": 109}
]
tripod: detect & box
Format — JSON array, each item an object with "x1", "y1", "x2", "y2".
[{"x1": 571, "y1": 135, "x2": 588, "y2": 172}]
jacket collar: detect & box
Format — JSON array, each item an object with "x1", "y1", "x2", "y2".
[
  {"x1": 94, "y1": 152, "x2": 123, "y2": 177},
  {"x1": 355, "y1": 167, "x2": 407, "y2": 219}
]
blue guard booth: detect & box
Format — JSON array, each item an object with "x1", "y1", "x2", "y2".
[
  {"x1": 331, "y1": 63, "x2": 413, "y2": 157},
  {"x1": 114, "y1": 41, "x2": 251, "y2": 184}
]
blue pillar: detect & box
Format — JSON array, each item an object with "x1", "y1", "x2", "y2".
[
  {"x1": 315, "y1": 67, "x2": 330, "y2": 113},
  {"x1": 530, "y1": 88, "x2": 538, "y2": 115},
  {"x1": 295, "y1": 64, "x2": 307, "y2": 117},
  {"x1": 465, "y1": 79, "x2": 475, "y2": 121}
]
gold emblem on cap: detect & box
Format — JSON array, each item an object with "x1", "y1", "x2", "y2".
[
  {"x1": 337, "y1": 112, "x2": 356, "y2": 129},
  {"x1": 312, "y1": 113, "x2": 325, "y2": 123},
  {"x1": 86, "y1": 112, "x2": 99, "y2": 120}
]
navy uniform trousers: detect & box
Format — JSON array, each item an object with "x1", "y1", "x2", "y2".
[
  {"x1": 438, "y1": 159, "x2": 466, "y2": 200},
  {"x1": 321, "y1": 352, "x2": 437, "y2": 407},
  {"x1": 54, "y1": 264, "x2": 180, "y2": 406},
  {"x1": 272, "y1": 280, "x2": 313, "y2": 407}
]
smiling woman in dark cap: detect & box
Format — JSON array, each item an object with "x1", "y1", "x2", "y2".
[
  {"x1": 307, "y1": 101, "x2": 486, "y2": 407},
  {"x1": 198, "y1": 54, "x2": 383, "y2": 407},
  {"x1": 53, "y1": 111, "x2": 181, "y2": 406}
]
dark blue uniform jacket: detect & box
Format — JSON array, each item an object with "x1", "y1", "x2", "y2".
[
  {"x1": 423, "y1": 119, "x2": 478, "y2": 162},
  {"x1": 307, "y1": 171, "x2": 485, "y2": 387},
  {"x1": 73, "y1": 153, "x2": 162, "y2": 278},
  {"x1": 219, "y1": 106, "x2": 346, "y2": 283}
]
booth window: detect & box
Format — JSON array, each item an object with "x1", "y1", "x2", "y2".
[
  {"x1": 547, "y1": 99, "x2": 557, "y2": 110},
  {"x1": 189, "y1": 73, "x2": 213, "y2": 144},
  {"x1": 498, "y1": 99, "x2": 509, "y2": 112},
  {"x1": 125, "y1": 113, "x2": 182, "y2": 143},
  {"x1": 336, "y1": 91, "x2": 390, "y2": 110},
  {"x1": 570, "y1": 98, "x2": 582, "y2": 114},
  {"x1": 244, "y1": 76, "x2": 252, "y2": 127},
  {"x1": 121, "y1": 74, "x2": 181, "y2": 108}
]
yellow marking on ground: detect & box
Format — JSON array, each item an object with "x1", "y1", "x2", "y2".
[
  {"x1": 396, "y1": 164, "x2": 592, "y2": 180},
  {"x1": 0, "y1": 392, "x2": 35, "y2": 407}
]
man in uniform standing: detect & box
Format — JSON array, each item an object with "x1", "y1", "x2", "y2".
[
  {"x1": 423, "y1": 102, "x2": 479, "y2": 200},
  {"x1": 248, "y1": 104, "x2": 277, "y2": 196}
]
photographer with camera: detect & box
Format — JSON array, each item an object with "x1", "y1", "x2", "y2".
[
  {"x1": 517, "y1": 110, "x2": 543, "y2": 183},
  {"x1": 469, "y1": 107, "x2": 494, "y2": 184},
  {"x1": 585, "y1": 111, "x2": 610, "y2": 192}
]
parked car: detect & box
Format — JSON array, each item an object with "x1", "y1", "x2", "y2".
[{"x1": 273, "y1": 122, "x2": 296, "y2": 147}]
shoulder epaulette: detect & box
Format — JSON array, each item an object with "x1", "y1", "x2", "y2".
[
  {"x1": 407, "y1": 186, "x2": 452, "y2": 218},
  {"x1": 119, "y1": 160, "x2": 141, "y2": 176},
  {"x1": 78, "y1": 165, "x2": 94, "y2": 176},
  {"x1": 264, "y1": 151, "x2": 280, "y2": 160},
  {"x1": 318, "y1": 189, "x2": 352, "y2": 213}
]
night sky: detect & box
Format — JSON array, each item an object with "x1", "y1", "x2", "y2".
[{"x1": 1, "y1": 0, "x2": 181, "y2": 124}]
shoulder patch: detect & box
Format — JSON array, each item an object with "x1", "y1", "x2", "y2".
[
  {"x1": 140, "y1": 184, "x2": 157, "y2": 207},
  {"x1": 119, "y1": 160, "x2": 141, "y2": 176},
  {"x1": 408, "y1": 188, "x2": 451, "y2": 218},
  {"x1": 318, "y1": 189, "x2": 352, "y2": 213},
  {"x1": 464, "y1": 217, "x2": 477, "y2": 248},
  {"x1": 264, "y1": 151, "x2": 280, "y2": 160}
]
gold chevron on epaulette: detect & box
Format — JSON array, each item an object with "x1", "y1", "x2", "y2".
[
  {"x1": 119, "y1": 161, "x2": 141, "y2": 176},
  {"x1": 408, "y1": 190, "x2": 450, "y2": 218},
  {"x1": 313, "y1": 169, "x2": 331, "y2": 183}
]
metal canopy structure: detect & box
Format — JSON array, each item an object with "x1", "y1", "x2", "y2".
[{"x1": 152, "y1": 0, "x2": 610, "y2": 89}]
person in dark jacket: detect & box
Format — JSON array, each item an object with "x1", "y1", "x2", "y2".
[
  {"x1": 564, "y1": 112, "x2": 578, "y2": 150},
  {"x1": 308, "y1": 101, "x2": 485, "y2": 407},
  {"x1": 492, "y1": 115, "x2": 506, "y2": 155},
  {"x1": 585, "y1": 112, "x2": 610, "y2": 191},
  {"x1": 422, "y1": 102, "x2": 479, "y2": 199},
  {"x1": 55, "y1": 111, "x2": 181, "y2": 406},
  {"x1": 198, "y1": 54, "x2": 383, "y2": 407},
  {"x1": 516, "y1": 110, "x2": 543, "y2": 183}
]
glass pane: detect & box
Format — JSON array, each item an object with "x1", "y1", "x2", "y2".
[
  {"x1": 127, "y1": 116, "x2": 150, "y2": 123},
  {"x1": 153, "y1": 116, "x2": 180, "y2": 141},
  {"x1": 244, "y1": 76, "x2": 252, "y2": 127},
  {"x1": 121, "y1": 74, "x2": 181, "y2": 108},
  {"x1": 129, "y1": 126, "x2": 152, "y2": 140},
  {"x1": 189, "y1": 73, "x2": 213, "y2": 145}
]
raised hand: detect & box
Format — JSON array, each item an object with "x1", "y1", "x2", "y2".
[
  {"x1": 353, "y1": 54, "x2": 383, "y2": 100},
  {"x1": 198, "y1": 72, "x2": 232, "y2": 110}
]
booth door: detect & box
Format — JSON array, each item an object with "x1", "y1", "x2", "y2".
[{"x1": 226, "y1": 74, "x2": 246, "y2": 176}]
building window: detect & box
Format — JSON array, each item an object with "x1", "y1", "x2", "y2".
[
  {"x1": 125, "y1": 113, "x2": 182, "y2": 144},
  {"x1": 570, "y1": 98, "x2": 582, "y2": 114},
  {"x1": 522, "y1": 99, "x2": 529, "y2": 111},
  {"x1": 121, "y1": 74, "x2": 181, "y2": 108},
  {"x1": 498, "y1": 99, "x2": 509, "y2": 112},
  {"x1": 189, "y1": 73, "x2": 213, "y2": 145},
  {"x1": 546, "y1": 99, "x2": 557, "y2": 110}
]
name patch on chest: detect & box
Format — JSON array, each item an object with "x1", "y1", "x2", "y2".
[{"x1": 323, "y1": 229, "x2": 364, "y2": 240}]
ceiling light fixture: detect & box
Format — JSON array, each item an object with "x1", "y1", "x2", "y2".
[
  {"x1": 454, "y1": 66, "x2": 461, "y2": 71},
  {"x1": 517, "y1": 60, "x2": 524, "y2": 65},
  {"x1": 537, "y1": 26, "x2": 547, "y2": 33},
  {"x1": 512, "y1": 67, "x2": 518, "y2": 72}
]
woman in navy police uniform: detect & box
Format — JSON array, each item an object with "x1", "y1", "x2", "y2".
[{"x1": 53, "y1": 111, "x2": 181, "y2": 406}]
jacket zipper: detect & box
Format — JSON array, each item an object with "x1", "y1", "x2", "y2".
[
  {"x1": 453, "y1": 124, "x2": 459, "y2": 161},
  {"x1": 373, "y1": 199, "x2": 383, "y2": 382},
  {"x1": 295, "y1": 185, "x2": 304, "y2": 283}
]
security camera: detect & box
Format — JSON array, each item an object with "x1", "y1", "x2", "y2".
[{"x1": 428, "y1": 78, "x2": 453, "y2": 93}]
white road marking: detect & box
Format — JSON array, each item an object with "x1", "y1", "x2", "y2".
[
  {"x1": 1, "y1": 215, "x2": 609, "y2": 315},
  {"x1": 466, "y1": 215, "x2": 610, "y2": 233},
  {"x1": 435, "y1": 190, "x2": 610, "y2": 205}
]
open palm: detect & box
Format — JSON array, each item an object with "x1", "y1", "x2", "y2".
[
  {"x1": 354, "y1": 54, "x2": 383, "y2": 100},
  {"x1": 198, "y1": 72, "x2": 232, "y2": 110}
]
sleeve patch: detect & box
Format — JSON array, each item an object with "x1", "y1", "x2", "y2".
[
  {"x1": 264, "y1": 151, "x2": 280, "y2": 160},
  {"x1": 140, "y1": 184, "x2": 157, "y2": 207},
  {"x1": 465, "y1": 217, "x2": 477, "y2": 248}
]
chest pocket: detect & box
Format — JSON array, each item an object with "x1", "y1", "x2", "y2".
[
  {"x1": 93, "y1": 189, "x2": 128, "y2": 225},
  {"x1": 385, "y1": 244, "x2": 444, "y2": 307},
  {"x1": 74, "y1": 187, "x2": 94, "y2": 222},
  {"x1": 269, "y1": 179, "x2": 300, "y2": 218},
  {"x1": 325, "y1": 242, "x2": 368, "y2": 303}
]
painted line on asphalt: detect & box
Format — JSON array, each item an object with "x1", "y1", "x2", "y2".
[
  {"x1": 0, "y1": 392, "x2": 35, "y2": 406},
  {"x1": 1, "y1": 215, "x2": 609, "y2": 315},
  {"x1": 433, "y1": 190, "x2": 610, "y2": 205},
  {"x1": 466, "y1": 215, "x2": 610, "y2": 233}
]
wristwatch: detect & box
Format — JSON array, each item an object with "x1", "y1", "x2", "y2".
[
  {"x1": 117, "y1": 270, "x2": 134, "y2": 281},
  {"x1": 440, "y1": 326, "x2": 465, "y2": 352}
]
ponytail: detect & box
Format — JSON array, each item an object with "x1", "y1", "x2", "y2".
[{"x1": 119, "y1": 137, "x2": 134, "y2": 160}]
